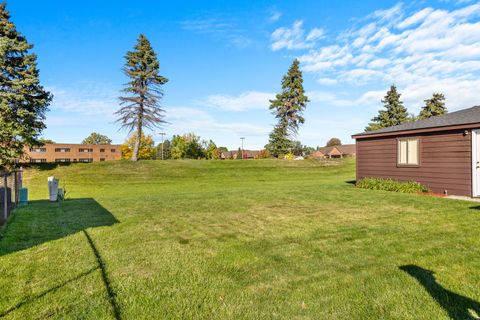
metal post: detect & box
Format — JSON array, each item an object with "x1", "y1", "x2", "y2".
[
  {"x1": 159, "y1": 132, "x2": 165, "y2": 160},
  {"x1": 240, "y1": 137, "x2": 245, "y2": 160},
  {"x1": 14, "y1": 170, "x2": 18, "y2": 207},
  {"x1": 3, "y1": 174, "x2": 7, "y2": 222}
]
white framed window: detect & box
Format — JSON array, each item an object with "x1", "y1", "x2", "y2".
[{"x1": 398, "y1": 138, "x2": 419, "y2": 165}]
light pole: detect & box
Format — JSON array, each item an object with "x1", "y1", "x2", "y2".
[
  {"x1": 240, "y1": 137, "x2": 245, "y2": 160},
  {"x1": 159, "y1": 132, "x2": 166, "y2": 160}
]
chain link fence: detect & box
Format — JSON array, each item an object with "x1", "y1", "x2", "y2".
[{"x1": 0, "y1": 170, "x2": 23, "y2": 225}]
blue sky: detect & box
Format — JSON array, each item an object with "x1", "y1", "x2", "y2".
[{"x1": 7, "y1": 0, "x2": 480, "y2": 149}]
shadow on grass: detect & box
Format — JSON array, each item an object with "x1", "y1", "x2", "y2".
[
  {"x1": 0, "y1": 198, "x2": 122, "y2": 319},
  {"x1": 0, "y1": 267, "x2": 99, "y2": 317},
  {"x1": 23, "y1": 162, "x2": 73, "y2": 171},
  {"x1": 0, "y1": 198, "x2": 119, "y2": 257},
  {"x1": 83, "y1": 230, "x2": 122, "y2": 320},
  {"x1": 400, "y1": 265, "x2": 480, "y2": 320},
  {"x1": 345, "y1": 180, "x2": 357, "y2": 185}
]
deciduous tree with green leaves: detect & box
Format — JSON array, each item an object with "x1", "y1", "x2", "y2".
[
  {"x1": 205, "y1": 140, "x2": 219, "y2": 160},
  {"x1": 170, "y1": 133, "x2": 205, "y2": 159},
  {"x1": 82, "y1": 132, "x2": 112, "y2": 145},
  {"x1": 326, "y1": 138, "x2": 342, "y2": 147},
  {"x1": 266, "y1": 59, "x2": 309, "y2": 157},
  {"x1": 0, "y1": 3, "x2": 52, "y2": 169},
  {"x1": 365, "y1": 85, "x2": 409, "y2": 131},
  {"x1": 115, "y1": 34, "x2": 168, "y2": 161},
  {"x1": 418, "y1": 93, "x2": 447, "y2": 119}
]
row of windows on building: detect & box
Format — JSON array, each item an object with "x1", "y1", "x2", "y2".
[
  {"x1": 29, "y1": 158, "x2": 103, "y2": 163},
  {"x1": 30, "y1": 148, "x2": 116, "y2": 153}
]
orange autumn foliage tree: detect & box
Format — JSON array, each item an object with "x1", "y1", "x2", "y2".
[{"x1": 122, "y1": 132, "x2": 156, "y2": 160}]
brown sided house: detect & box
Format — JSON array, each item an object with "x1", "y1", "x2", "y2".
[
  {"x1": 352, "y1": 106, "x2": 480, "y2": 197},
  {"x1": 311, "y1": 144, "x2": 356, "y2": 159}
]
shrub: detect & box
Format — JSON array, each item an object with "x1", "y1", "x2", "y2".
[
  {"x1": 356, "y1": 177, "x2": 430, "y2": 193},
  {"x1": 255, "y1": 150, "x2": 271, "y2": 159},
  {"x1": 284, "y1": 152, "x2": 294, "y2": 161}
]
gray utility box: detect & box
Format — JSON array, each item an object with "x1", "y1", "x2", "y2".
[{"x1": 48, "y1": 176, "x2": 59, "y2": 202}]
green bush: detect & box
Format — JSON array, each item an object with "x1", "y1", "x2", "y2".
[{"x1": 356, "y1": 177, "x2": 430, "y2": 193}]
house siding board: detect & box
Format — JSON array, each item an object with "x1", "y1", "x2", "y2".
[{"x1": 356, "y1": 129, "x2": 472, "y2": 196}]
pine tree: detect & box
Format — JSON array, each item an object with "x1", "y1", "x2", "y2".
[
  {"x1": 266, "y1": 59, "x2": 308, "y2": 157},
  {"x1": 0, "y1": 3, "x2": 52, "y2": 169},
  {"x1": 270, "y1": 59, "x2": 309, "y2": 134},
  {"x1": 365, "y1": 85, "x2": 409, "y2": 131},
  {"x1": 418, "y1": 93, "x2": 447, "y2": 119},
  {"x1": 115, "y1": 34, "x2": 168, "y2": 161},
  {"x1": 265, "y1": 120, "x2": 292, "y2": 157}
]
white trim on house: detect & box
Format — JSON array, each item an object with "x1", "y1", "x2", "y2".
[{"x1": 472, "y1": 129, "x2": 480, "y2": 197}]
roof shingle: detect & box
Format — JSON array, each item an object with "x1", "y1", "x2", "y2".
[{"x1": 353, "y1": 105, "x2": 480, "y2": 137}]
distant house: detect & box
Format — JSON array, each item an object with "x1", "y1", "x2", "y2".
[
  {"x1": 352, "y1": 106, "x2": 480, "y2": 197},
  {"x1": 220, "y1": 150, "x2": 260, "y2": 159},
  {"x1": 311, "y1": 144, "x2": 356, "y2": 159}
]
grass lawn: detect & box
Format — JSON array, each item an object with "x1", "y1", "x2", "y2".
[{"x1": 1, "y1": 159, "x2": 480, "y2": 319}]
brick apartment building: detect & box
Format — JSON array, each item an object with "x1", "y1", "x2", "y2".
[{"x1": 24, "y1": 143, "x2": 122, "y2": 163}]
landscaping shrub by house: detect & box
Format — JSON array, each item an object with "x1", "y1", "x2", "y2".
[{"x1": 356, "y1": 177, "x2": 430, "y2": 193}]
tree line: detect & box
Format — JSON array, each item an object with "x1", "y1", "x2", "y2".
[{"x1": 365, "y1": 85, "x2": 447, "y2": 131}]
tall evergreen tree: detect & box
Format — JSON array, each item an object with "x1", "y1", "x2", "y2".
[
  {"x1": 265, "y1": 120, "x2": 291, "y2": 157},
  {"x1": 0, "y1": 3, "x2": 52, "y2": 169},
  {"x1": 418, "y1": 93, "x2": 447, "y2": 119},
  {"x1": 266, "y1": 59, "x2": 309, "y2": 157},
  {"x1": 270, "y1": 59, "x2": 309, "y2": 134},
  {"x1": 365, "y1": 85, "x2": 409, "y2": 131},
  {"x1": 115, "y1": 34, "x2": 168, "y2": 161}
]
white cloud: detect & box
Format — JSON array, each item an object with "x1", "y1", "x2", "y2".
[
  {"x1": 181, "y1": 17, "x2": 252, "y2": 48},
  {"x1": 306, "y1": 28, "x2": 325, "y2": 41},
  {"x1": 308, "y1": 91, "x2": 357, "y2": 107},
  {"x1": 164, "y1": 106, "x2": 270, "y2": 148},
  {"x1": 298, "y1": 2, "x2": 480, "y2": 110},
  {"x1": 270, "y1": 20, "x2": 325, "y2": 51},
  {"x1": 200, "y1": 91, "x2": 274, "y2": 111},
  {"x1": 397, "y1": 8, "x2": 434, "y2": 29},
  {"x1": 268, "y1": 10, "x2": 282, "y2": 22},
  {"x1": 48, "y1": 84, "x2": 118, "y2": 118},
  {"x1": 372, "y1": 3, "x2": 404, "y2": 24},
  {"x1": 317, "y1": 78, "x2": 338, "y2": 85}
]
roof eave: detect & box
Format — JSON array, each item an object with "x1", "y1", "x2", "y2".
[{"x1": 352, "y1": 122, "x2": 480, "y2": 139}]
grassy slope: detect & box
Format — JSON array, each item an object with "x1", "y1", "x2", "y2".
[{"x1": 0, "y1": 159, "x2": 479, "y2": 319}]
